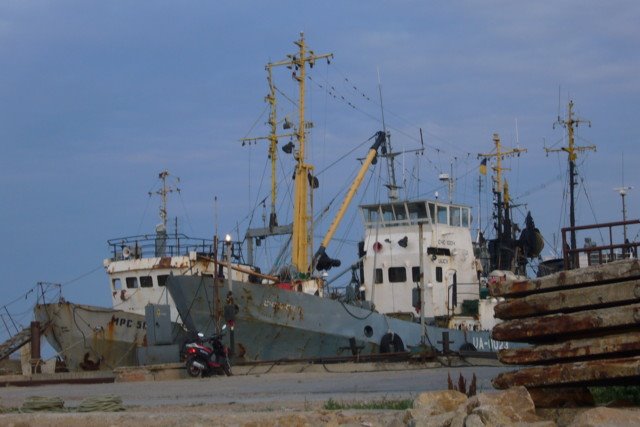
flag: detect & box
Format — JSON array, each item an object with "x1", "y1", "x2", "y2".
[{"x1": 479, "y1": 158, "x2": 487, "y2": 175}]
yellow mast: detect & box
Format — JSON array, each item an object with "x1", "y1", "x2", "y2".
[
  {"x1": 546, "y1": 100, "x2": 595, "y2": 266},
  {"x1": 478, "y1": 133, "x2": 527, "y2": 202},
  {"x1": 241, "y1": 66, "x2": 296, "y2": 229},
  {"x1": 266, "y1": 33, "x2": 332, "y2": 273},
  {"x1": 478, "y1": 133, "x2": 526, "y2": 264},
  {"x1": 266, "y1": 65, "x2": 278, "y2": 227}
]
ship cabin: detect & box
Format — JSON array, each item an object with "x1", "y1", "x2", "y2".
[
  {"x1": 103, "y1": 233, "x2": 250, "y2": 322},
  {"x1": 359, "y1": 199, "x2": 482, "y2": 327}
]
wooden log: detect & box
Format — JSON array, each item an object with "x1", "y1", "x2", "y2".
[
  {"x1": 492, "y1": 355, "x2": 640, "y2": 389},
  {"x1": 489, "y1": 258, "x2": 640, "y2": 298},
  {"x1": 492, "y1": 303, "x2": 640, "y2": 342},
  {"x1": 494, "y1": 280, "x2": 640, "y2": 320},
  {"x1": 498, "y1": 332, "x2": 640, "y2": 365},
  {"x1": 527, "y1": 387, "x2": 595, "y2": 408}
]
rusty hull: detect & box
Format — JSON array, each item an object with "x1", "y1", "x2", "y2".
[
  {"x1": 498, "y1": 331, "x2": 640, "y2": 365},
  {"x1": 489, "y1": 258, "x2": 640, "y2": 298},
  {"x1": 492, "y1": 355, "x2": 640, "y2": 389},
  {"x1": 492, "y1": 303, "x2": 640, "y2": 342},
  {"x1": 494, "y1": 279, "x2": 640, "y2": 320}
]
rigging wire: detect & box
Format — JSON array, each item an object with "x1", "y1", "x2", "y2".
[
  {"x1": 177, "y1": 190, "x2": 196, "y2": 235},
  {"x1": 314, "y1": 134, "x2": 376, "y2": 177},
  {"x1": 320, "y1": 64, "x2": 476, "y2": 157},
  {"x1": 307, "y1": 73, "x2": 462, "y2": 178},
  {"x1": 62, "y1": 265, "x2": 104, "y2": 288},
  {"x1": 136, "y1": 174, "x2": 163, "y2": 234}
]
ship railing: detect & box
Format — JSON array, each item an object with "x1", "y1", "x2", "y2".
[
  {"x1": 447, "y1": 281, "x2": 481, "y2": 314},
  {"x1": 107, "y1": 234, "x2": 214, "y2": 261},
  {"x1": 562, "y1": 220, "x2": 640, "y2": 270}
]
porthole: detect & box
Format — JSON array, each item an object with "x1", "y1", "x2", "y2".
[{"x1": 364, "y1": 325, "x2": 373, "y2": 337}]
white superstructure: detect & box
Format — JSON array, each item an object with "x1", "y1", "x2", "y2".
[{"x1": 360, "y1": 199, "x2": 494, "y2": 330}]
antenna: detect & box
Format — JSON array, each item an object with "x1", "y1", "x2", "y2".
[
  {"x1": 377, "y1": 67, "x2": 399, "y2": 201},
  {"x1": 438, "y1": 158, "x2": 455, "y2": 202},
  {"x1": 557, "y1": 85, "x2": 561, "y2": 120},
  {"x1": 214, "y1": 195, "x2": 219, "y2": 240},
  {"x1": 149, "y1": 170, "x2": 180, "y2": 233},
  {"x1": 614, "y1": 186, "x2": 633, "y2": 242},
  {"x1": 377, "y1": 67, "x2": 387, "y2": 135},
  {"x1": 614, "y1": 151, "x2": 633, "y2": 243}
]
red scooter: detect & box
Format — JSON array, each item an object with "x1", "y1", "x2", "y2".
[{"x1": 183, "y1": 325, "x2": 232, "y2": 377}]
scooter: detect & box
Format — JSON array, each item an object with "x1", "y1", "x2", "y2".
[{"x1": 183, "y1": 324, "x2": 232, "y2": 377}]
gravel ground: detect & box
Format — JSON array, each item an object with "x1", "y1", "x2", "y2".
[{"x1": 0, "y1": 364, "x2": 514, "y2": 426}]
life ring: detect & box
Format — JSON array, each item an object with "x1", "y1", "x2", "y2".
[{"x1": 379, "y1": 332, "x2": 405, "y2": 353}]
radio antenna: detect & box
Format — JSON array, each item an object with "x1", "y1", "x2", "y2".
[{"x1": 377, "y1": 67, "x2": 399, "y2": 200}]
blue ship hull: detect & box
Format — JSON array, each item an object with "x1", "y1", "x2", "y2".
[{"x1": 167, "y1": 276, "x2": 514, "y2": 361}]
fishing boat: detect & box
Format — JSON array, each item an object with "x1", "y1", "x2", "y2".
[
  {"x1": 165, "y1": 34, "x2": 519, "y2": 361},
  {"x1": 33, "y1": 171, "x2": 254, "y2": 371}
]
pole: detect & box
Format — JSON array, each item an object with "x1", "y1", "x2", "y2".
[
  {"x1": 225, "y1": 236, "x2": 234, "y2": 356},
  {"x1": 418, "y1": 222, "x2": 425, "y2": 343},
  {"x1": 548, "y1": 100, "x2": 595, "y2": 268},
  {"x1": 569, "y1": 157, "x2": 577, "y2": 263},
  {"x1": 226, "y1": 238, "x2": 233, "y2": 293}
]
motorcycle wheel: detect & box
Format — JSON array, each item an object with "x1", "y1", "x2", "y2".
[
  {"x1": 222, "y1": 358, "x2": 232, "y2": 376},
  {"x1": 186, "y1": 360, "x2": 202, "y2": 378}
]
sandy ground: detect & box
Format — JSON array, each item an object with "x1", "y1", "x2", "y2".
[
  {"x1": 0, "y1": 404, "x2": 407, "y2": 427},
  {"x1": 0, "y1": 364, "x2": 513, "y2": 426}
]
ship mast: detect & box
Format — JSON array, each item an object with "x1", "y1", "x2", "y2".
[
  {"x1": 267, "y1": 33, "x2": 333, "y2": 273},
  {"x1": 150, "y1": 170, "x2": 180, "y2": 233},
  {"x1": 376, "y1": 70, "x2": 399, "y2": 201},
  {"x1": 241, "y1": 65, "x2": 296, "y2": 229},
  {"x1": 547, "y1": 100, "x2": 595, "y2": 267},
  {"x1": 478, "y1": 133, "x2": 526, "y2": 269}
]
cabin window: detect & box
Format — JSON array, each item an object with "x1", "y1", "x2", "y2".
[
  {"x1": 374, "y1": 268, "x2": 383, "y2": 284},
  {"x1": 393, "y1": 204, "x2": 407, "y2": 221},
  {"x1": 157, "y1": 275, "x2": 169, "y2": 287},
  {"x1": 140, "y1": 276, "x2": 153, "y2": 288},
  {"x1": 449, "y1": 207, "x2": 461, "y2": 226},
  {"x1": 112, "y1": 278, "x2": 121, "y2": 291},
  {"x1": 435, "y1": 267, "x2": 443, "y2": 283},
  {"x1": 411, "y1": 266, "x2": 421, "y2": 283},
  {"x1": 125, "y1": 277, "x2": 138, "y2": 289},
  {"x1": 388, "y1": 267, "x2": 407, "y2": 283},
  {"x1": 437, "y1": 206, "x2": 448, "y2": 224},
  {"x1": 428, "y1": 203, "x2": 436, "y2": 223},
  {"x1": 408, "y1": 202, "x2": 428, "y2": 222},
  {"x1": 462, "y1": 208, "x2": 470, "y2": 227},
  {"x1": 381, "y1": 205, "x2": 394, "y2": 222},
  {"x1": 366, "y1": 207, "x2": 381, "y2": 224}
]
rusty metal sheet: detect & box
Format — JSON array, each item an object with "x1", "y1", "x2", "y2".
[
  {"x1": 494, "y1": 279, "x2": 640, "y2": 320},
  {"x1": 492, "y1": 355, "x2": 640, "y2": 389},
  {"x1": 498, "y1": 331, "x2": 640, "y2": 365},
  {"x1": 492, "y1": 303, "x2": 640, "y2": 342},
  {"x1": 489, "y1": 258, "x2": 640, "y2": 297}
]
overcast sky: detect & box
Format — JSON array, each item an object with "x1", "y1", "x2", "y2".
[{"x1": 1, "y1": 1, "x2": 638, "y2": 331}]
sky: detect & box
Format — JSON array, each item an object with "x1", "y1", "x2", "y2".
[{"x1": 1, "y1": 1, "x2": 639, "y2": 337}]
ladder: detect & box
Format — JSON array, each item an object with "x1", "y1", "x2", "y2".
[{"x1": 0, "y1": 324, "x2": 45, "y2": 361}]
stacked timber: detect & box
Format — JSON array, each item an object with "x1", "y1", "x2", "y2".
[{"x1": 489, "y1": 259, "x2": 640, "y2": 393}]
